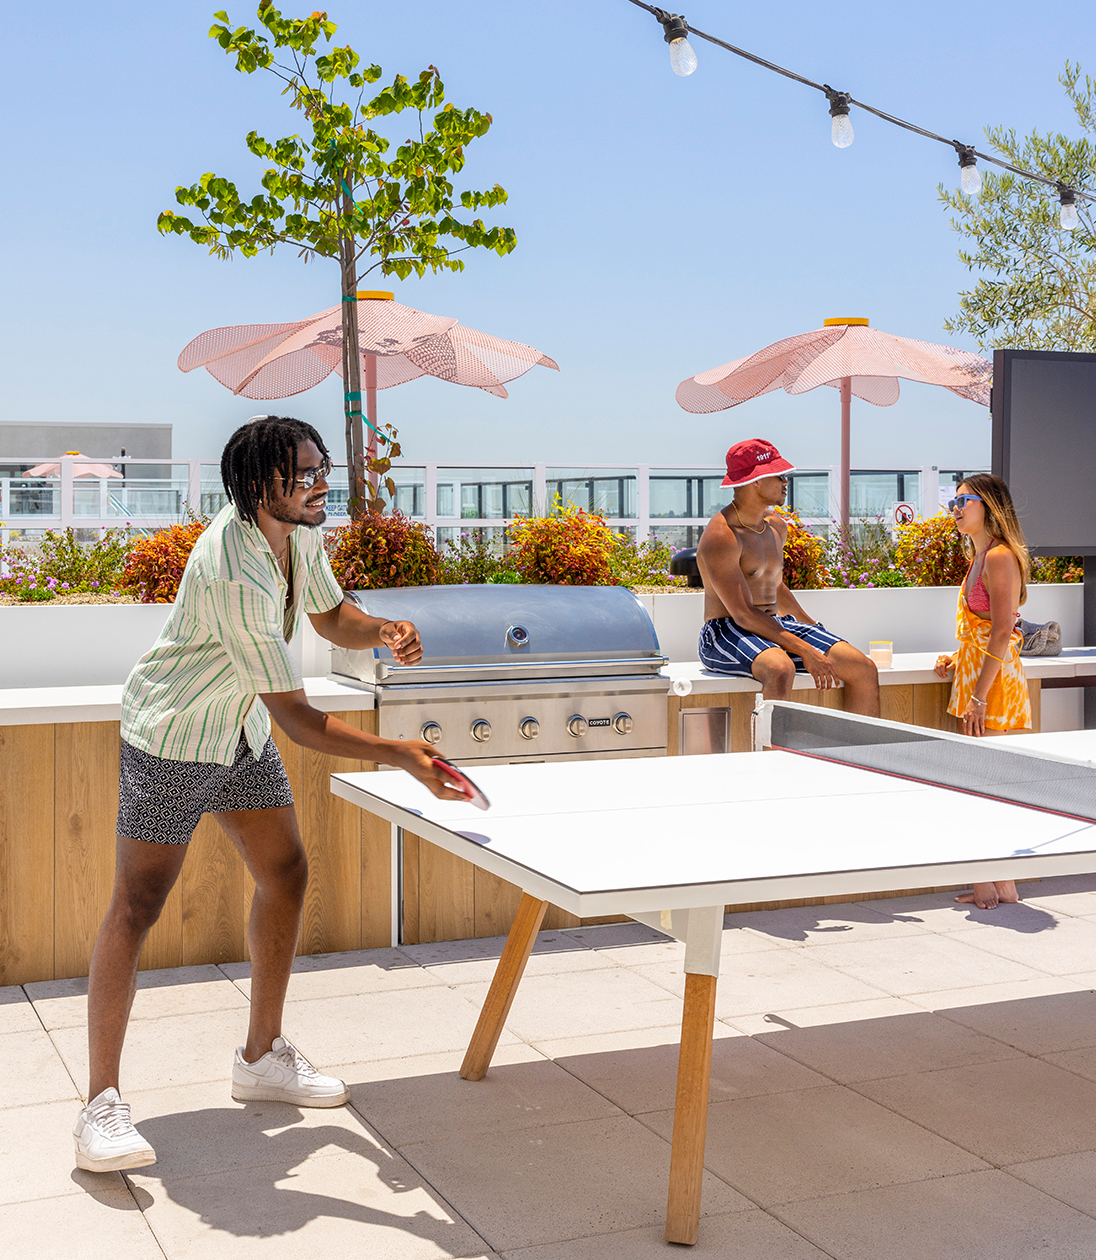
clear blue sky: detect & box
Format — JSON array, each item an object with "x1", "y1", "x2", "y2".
[{"x1": 1, "y1": 0, "x2": 1090, "y2": 471}]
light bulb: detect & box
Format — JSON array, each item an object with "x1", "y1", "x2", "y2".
[
  {"x1": 669, "y1": 36, "x2": 697, "y2": 76},
  {"x1": 960, "y1": 162, "x2": 981, "y2": 195},
  {"x1": 831, "y1": 113, "x2": 854, "y2": 149},
  {"x1": 1061, "y1": 199, "x2": 1080, "y2": 231}
]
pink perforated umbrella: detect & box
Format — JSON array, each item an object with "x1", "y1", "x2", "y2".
[
  {"x1": 178, "y1": 292, "x2": 558, "y2": 500},
  {"x1": 676, "y1": 318, "x2": 991, "y2": 536},
  {"x1": 26, "y1": 457, "x2": 123, "y2": 479}
]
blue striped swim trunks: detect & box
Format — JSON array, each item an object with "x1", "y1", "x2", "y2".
[{"x1": 698, "y1": 615, "x2": 846, "y2": 679}]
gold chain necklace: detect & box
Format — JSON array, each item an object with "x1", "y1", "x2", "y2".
[{"x1": 732, "y1": 502, "x2": 769, "y2": 535}]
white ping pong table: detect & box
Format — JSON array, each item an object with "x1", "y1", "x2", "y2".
[{"x1": 331, "y1": 705, "x2": 1096, "y2": 1245}]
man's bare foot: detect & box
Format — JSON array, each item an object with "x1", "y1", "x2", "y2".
[{"x1": 955, "y1": 881, "x2": 1019, "y2": 910}]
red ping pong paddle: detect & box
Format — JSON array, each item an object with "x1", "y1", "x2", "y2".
[{"x1": 430, "y1": 757, "x2": 491, "y2": 811}]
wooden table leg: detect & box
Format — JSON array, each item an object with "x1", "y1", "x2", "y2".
[
  {"x1": 460, "y1": 892, "x2": 549, "y2": 1082},
  {"x1": 665, "y1": 971, "x2": 718, "y2": 1245}
]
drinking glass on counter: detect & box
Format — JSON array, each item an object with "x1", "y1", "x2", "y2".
[{"x1": 869, "y1": 641, "x2": 893, "y2": 669}]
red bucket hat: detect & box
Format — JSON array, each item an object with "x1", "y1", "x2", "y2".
[{"x1": 721, "y1": 438, "x2": 795, "y2": 487}]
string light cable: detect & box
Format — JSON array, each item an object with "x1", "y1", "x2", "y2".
[{"x1": 630, "y1": 1, "x2": 1093, "y2": 230}]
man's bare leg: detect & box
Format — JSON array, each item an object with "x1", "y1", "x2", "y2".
[
  {"x1": 214, "y1": 805, "x2": 308, "y2": 1063},
  {"x1": 825, "y1": 642, "x2": 880, "y2": 716},
  {"x1": 751, "y1": 646, "x2": 796, "y2": 700},
  {"x1": 88, "y1": 837, "x2": 190, "y2": 1099}
]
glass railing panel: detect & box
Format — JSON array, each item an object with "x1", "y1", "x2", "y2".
[
  {"x1": 436, "y1": 468, "x2": 535, "y2": 520},
  {"x1": 546, "y1": 468, "x2": 637, "y2": 518},
  {"x1": 648, "y1": 471, "x2": 730, "y2": 518}
]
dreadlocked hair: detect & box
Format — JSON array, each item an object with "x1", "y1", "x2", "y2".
[{"x1": 220, "y1": 416, "x2": 330, "y2": 526}]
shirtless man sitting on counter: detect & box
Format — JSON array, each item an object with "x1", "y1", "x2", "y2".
[{"x1": 696, "y1": 438, "x2": 880, "y2": 716}]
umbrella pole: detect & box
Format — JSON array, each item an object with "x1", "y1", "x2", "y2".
[
  {"x1": 839, "y1": 376, "x2": 851, "y2": 542},
  {"x1": 365, "y1": 354, "x2": 379, "y2": 497}
]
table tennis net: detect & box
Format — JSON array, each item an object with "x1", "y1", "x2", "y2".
[{"x1": 766, "y1": 704, "x2": 1096, "y2": 822}]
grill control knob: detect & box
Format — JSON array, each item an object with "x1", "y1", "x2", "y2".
[
  {"x1": 471, "y1": 719, "x2": 493, "y2": 743},
  {"x1": 519, "y1": 717, "x2": 540, "y2": 740},
  {"x1": 613, "y1": 712, "x2": 633, "y2": 735},
  {"x1": 421, "y1": 722, "x2": 443, "y2": 745},
  {"x1": 567, "y1": 715, "x2": 588, "y2": 738}
]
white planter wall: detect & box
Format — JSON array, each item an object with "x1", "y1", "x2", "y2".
[
  {"x1": 0, "y1": 604, "x2": 331, "y2": 689},
  {"x1": 637, "y1": 584, "x2": 1083, "y2": 662}
]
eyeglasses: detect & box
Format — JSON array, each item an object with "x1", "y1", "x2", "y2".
[
  {"x1": 948, "y1": 494, "x2": 983, "y2": 512},
  {"x1": 291, "y1": 459, "x2": 331, "y2": 490}
]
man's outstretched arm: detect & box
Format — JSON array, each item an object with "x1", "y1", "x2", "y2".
[{"x1": 308, "y1": 599, "x2": 422, "y2": 664}]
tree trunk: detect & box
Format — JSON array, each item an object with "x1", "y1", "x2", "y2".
[{"x1": 339, "y1": 205, "x2": 367, "y2": 517}]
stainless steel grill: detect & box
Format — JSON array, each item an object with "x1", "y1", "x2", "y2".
[{"x1": 329, "y1": 585, "x2": 668, "y2": 764}]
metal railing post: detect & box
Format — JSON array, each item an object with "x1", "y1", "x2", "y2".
[
  {"x1": 637, "y1": 465, "x2": 650, "y2": 542},
  {"x1": 60, "y1": 456, "x2": 75, "y2": 530},
  {"x1": 188, "y1": 460, "x2": 203, "y2": 519}
]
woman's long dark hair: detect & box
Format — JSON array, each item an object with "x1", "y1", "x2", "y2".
[
  {"x1": 957, "y1": 472, "x2": 1029, "y2": 607},
  {"x1": 220, "y1": 416, "x2": 329, "y2": 526}
]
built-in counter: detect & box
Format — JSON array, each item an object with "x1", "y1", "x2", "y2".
[{"x1": 1, "y1": 654, "x2": 1088, "y2": 985}]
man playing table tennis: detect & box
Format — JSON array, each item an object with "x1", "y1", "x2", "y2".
[
  {"x1": 73, "y1": 415, "x2": 467, "y2": 1176},
  {"x1": 696, "y1": 438, "x2": 880, "y2": 715}
]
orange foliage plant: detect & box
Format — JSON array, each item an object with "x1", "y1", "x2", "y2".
[{"x1": 122, "y1": 521, "x2": 207, "y2": 603}]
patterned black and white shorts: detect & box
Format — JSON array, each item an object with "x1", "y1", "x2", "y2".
[{"x1": 117, "y1": 734, "x2": 294, "y2": 845}]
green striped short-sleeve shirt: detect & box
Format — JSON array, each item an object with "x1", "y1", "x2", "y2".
[{"x1": 120, "y1": 504, "x2": 345, "y2": 765}]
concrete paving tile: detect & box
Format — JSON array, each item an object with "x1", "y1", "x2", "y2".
[
  {"x1": 329, "y1": 1043, "x2": 622, "y2": 1145},
  {"x1": 452, "y1": 967, "x2": 684, "y2": 1042},
  {"x1": 0, "y1": 1097, "x2": 128, "y2": 1204},
  {"x1": 26, "y1": 965, "x2": 248, "y2": 1031},
  {"x1": 538, "y1": 1022, "x2": 827, "y2": 1115},
  {"x1": 498, "y1": 1208, "x2": 832, "y2": 1259},
  {"x1": 0, "y1": 986, "x2": 41, "y2": 1035},
  {"x1": 264, "y1": 985, "x2": 520, "y2": 1069},
  {"x1": 1007, "y1": 1148, "x2": 1096, "y2": 1218},
  {"x1": 118, "y1": 1079, "x2": 390, "y2": 1181},
  {"x1": 222, "y1": 948, "x2": 445, "y2": 1001},
  {"x1": 776, "y1": 1168, "x2": 1096, "y2": 1259},
  {"x1": 0, "y1": 1029, "x2": 79, "y2": 1108},
  {"x1": 854, "y1": 889, "x2": 1036, "y2": 934},
  {"x1": 593, "y1": 925, "x2": 789, "y2": 971},
  {"x1": 730, "y1": 1004, "x2": 1024, "y2": 1083},
  {"x1": 957, "y1": 915, "x2": 1096, "y2": 975},
  {"x1": 400, "y1": 1114, "x2": 749, "y2": 1251},
  {"x1": 0, "y1": 1184, "x2": 165, "y2": 1260},
  {"x1": 726, "y1": 902, "x2": 932, "y2": 947},
  {"x1": 802, "y1": 932, "x2": 1045, "y2": 995},
  {"x1": 50, "y1": 1008, "x2": 252, "y2": 1098},
  {"x1": 727, "y1": 995, "x2": 931, "y2": 1036},
  {"x1": 903, "y1": 974, "x2": 1085, "y2": 1017},
  {"x1": 1043, "y1": 1044, "x2": 1096, "y2": 1085},
  {"x1": 131, "y1": 1144, "x2": 491, "y2": 1259},
  {"x1": 855, "y1": 1057, "x2": 1096, "y2": 1165},
  {"x1": 640, "y1": 1085, "x2": 984, "y2": 1207},
  {"x1": 916, "y1": 987, "x2": 1096, "y2": 1056},
  {"x1": 1022, "y1": 891, "x2": 1096, "y2": 918},
  {"x1": 560, "y1": 922, "x2": 673, "y2": 949},
  {"x1": 398, "y1": 935, "x2": 613, "y2": 986},
  {"x1": 633, "y1": 950, "x2": 890, "y2": 1016}
]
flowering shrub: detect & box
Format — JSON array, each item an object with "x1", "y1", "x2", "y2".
[
  {"x1": 122, "y1": 521, "x2": 207, "y2": 603},
  {"x1": 824, "y1": 520, "x2": 906, "y2": 589},
  {"x1": 779, "y1": 510, "x2": 830, "y2": 589},
  {"x1": 607, "y1": 534, "x2": 681, "y2": 587},
  {"x1": 438, "y1": 529, "x2": 519, "y2": 584},
  {"x1": 508, "y1": 503, "x2": 615, "y2": 585},
  {"x1": 325, "y1": 510, "x2": 440, "y2": 589},
  {"x1": 0, "y1": 528, "x2": 130, "y2": 601},
  {"x1": 1030, "y1": 555, "x2": 1083, "y2": 582},
  {"x1": 892, "y1": 510, "x2": 968, "y2": 586}
]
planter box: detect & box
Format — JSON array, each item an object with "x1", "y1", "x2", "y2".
[
  {"x1": 0, "y1": 603, "x2": 331, "y2": 689},
  {"x1": 636, "y1": 584, "x2": 1083, "y2": 663}
]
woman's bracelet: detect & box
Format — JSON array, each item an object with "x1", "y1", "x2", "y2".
[{"x1": 969, "y1": 696, "x2": 987, "y2": 708}]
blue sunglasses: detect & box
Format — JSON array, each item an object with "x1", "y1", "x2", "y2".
[{"x1": 948, "y1": 494, "x2": 983, "y2": 512}]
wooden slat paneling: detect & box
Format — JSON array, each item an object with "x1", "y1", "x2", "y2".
[
  {"x1": 54, "y1": 722, "x2": 122, "y2": 980},
  {"x1": 417, "y1": 837, "x2": 476, "y2": 943},
  {"x1": 880, "y1": 684, "x2": 914, "y2": 726},
  {"x1": 0, "y1": 725, "x2": 55, "y2": 984},
  {"x1": 474, "y1": 868, "x2": 524, "y2": 939},
  {"x1": 912, "y1": 681, "x2": 959, "y2": 733},
  {"x1": 1029, "y1": 679, "x2": 1041, "y2": 733},
  {"x1": 401, "y1": 829, "x2": 420, "y2": 945},
  {"x1": 181, "y1": 814, "x2": 245, "y2": 967}
]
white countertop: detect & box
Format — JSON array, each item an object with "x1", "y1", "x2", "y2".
[
  {"x1": 2, "y1": 651, "x2": 1094, "y2": 724},
  {"x1": 0, "y1": 677, "x2": 376, "y2": 726},
  {"x1": 664, "y1": 650, "x2": 1096, "y2": 696}
]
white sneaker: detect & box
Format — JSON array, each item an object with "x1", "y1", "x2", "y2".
[
  {"x1": 231, "y1": 1036, "x2": 348, "y2": 1107},
  {"x1": 73, "y1": 1088, "x2": 156, "y2": 1172}
]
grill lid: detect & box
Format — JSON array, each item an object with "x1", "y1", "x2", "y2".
[{"x1": 330, "y1": 584, "x2": 664, "y2": 686}]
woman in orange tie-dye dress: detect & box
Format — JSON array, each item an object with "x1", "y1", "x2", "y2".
[{"x1": 934, "y1": 473, "x2": 1031, "y2": 910}]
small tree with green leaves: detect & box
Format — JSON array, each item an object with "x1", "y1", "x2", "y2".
[
  {"x1": 939, "y1": 63, "x2": 1096, "y2": 352},
  {"x1": 159, "y1": 3, "x2": 516, "y2": 513}
]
